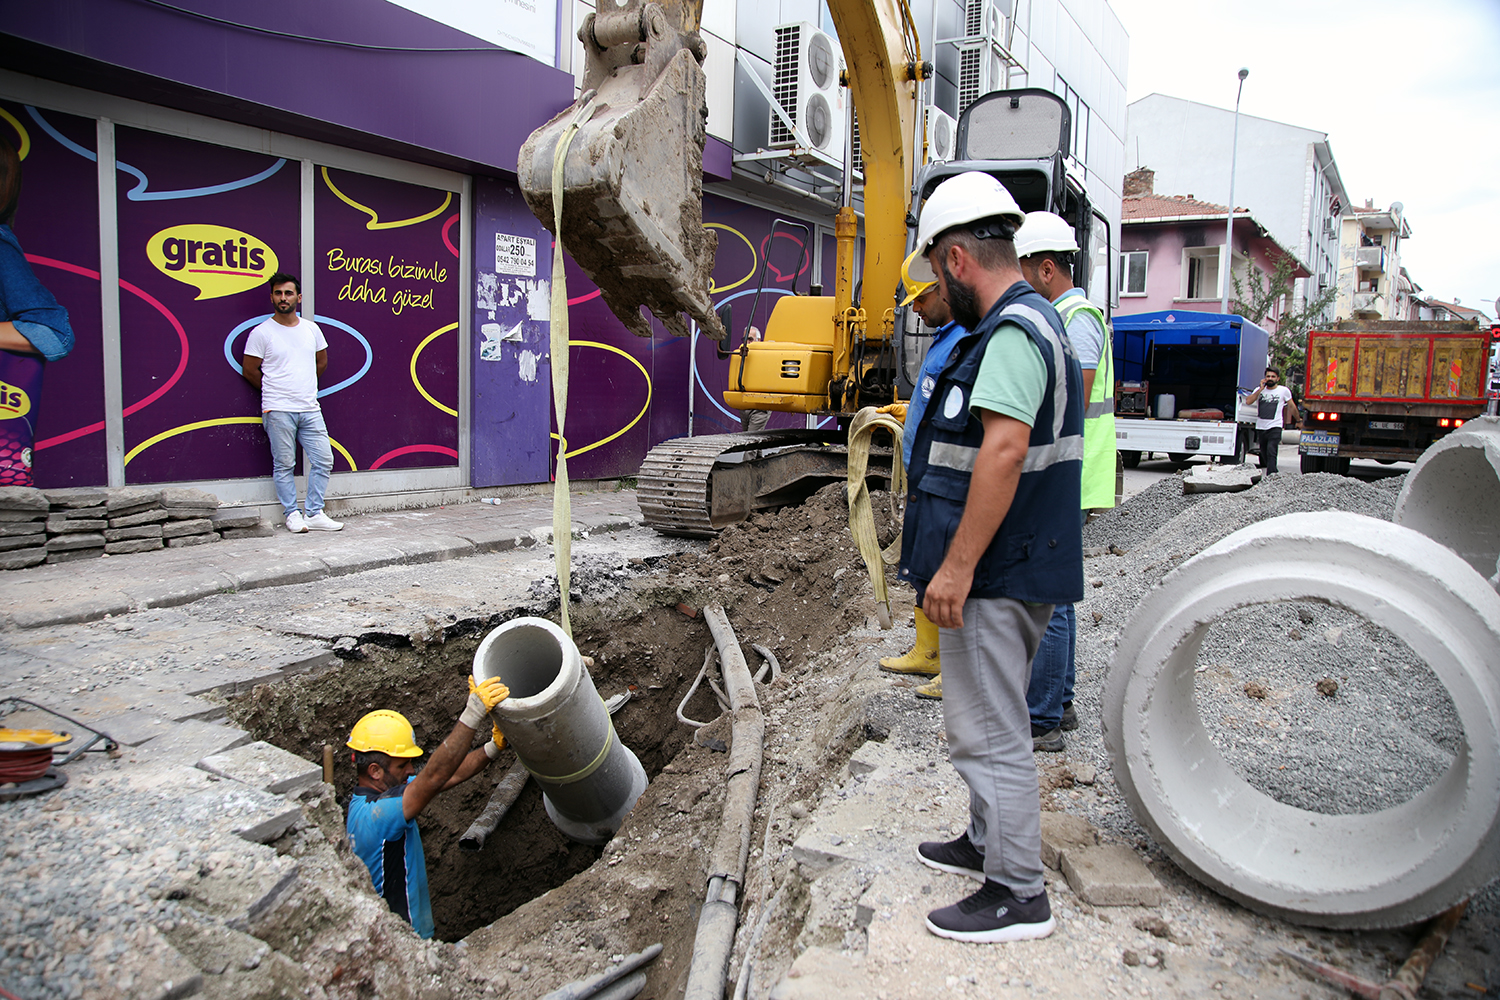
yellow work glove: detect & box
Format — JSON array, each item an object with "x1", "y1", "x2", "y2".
[
  {"x1": 483, "y1": 721, "x2": 507, "y2": 759},
  {"x1": 875, "y1": 403, "x2": 908, "y2": 422},
  {"x1": 460, "y1": 676, "x2": 510, "y2": 729}
]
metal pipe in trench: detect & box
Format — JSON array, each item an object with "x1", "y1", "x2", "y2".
[
  {"x1": 683, "y1": 605, "x2": 765, "y2": 1000},
  {"x1": 472, "y1": 617, "x2": 647, "y2": 845}
]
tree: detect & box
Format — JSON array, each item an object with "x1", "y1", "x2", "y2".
[{"x1": 1231, "y1": 251, "x2": 1338, "y2": 384}]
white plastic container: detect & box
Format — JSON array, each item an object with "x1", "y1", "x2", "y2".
[{"x1": 1155, "y1": 393, "x2": 1176, "y2": 419}]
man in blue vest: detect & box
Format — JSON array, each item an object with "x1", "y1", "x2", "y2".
[
  {"x1": 898, "y1": 172, "x2": 1085, "y2": 943},
  {"x1": 1013, "y1": 211, "x2": 1117, "y2": 752},
  {"x1": 345, "y1": 676, "x2": 510, "y2": 939}
]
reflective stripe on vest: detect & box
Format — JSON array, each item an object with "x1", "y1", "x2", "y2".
[{"x1": 1056, "y1": 292, "x2": 1116, "y2": 509}]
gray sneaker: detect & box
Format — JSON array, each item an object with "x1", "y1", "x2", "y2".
[
  {"x1": 925, "y1": 880, "x2": 1055, "y2": 943},
  {"x1": 916, "y1": 833, "x2": 985, "y2": 882},
  {"x1": 1031, "y1": 723, "x2": 1065, "y2": 753},
  {"x1": 1060, "y1": 701, "x2": 1078, "y2": 731}
]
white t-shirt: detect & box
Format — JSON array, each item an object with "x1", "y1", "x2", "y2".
[
  {"x1": 244, "y1": 316, "x2": 327, "y2": 413},
  {"x1": 1254, "y1": 384, "x2": 1293, "y2": 431}
]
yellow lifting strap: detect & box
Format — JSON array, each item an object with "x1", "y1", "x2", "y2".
[
  {"x1": 547, "y1": 95, "x2": 598, "y2": 638},
  {"x1": 846, "y1": 406, "x2": 907, "y2": 629}
]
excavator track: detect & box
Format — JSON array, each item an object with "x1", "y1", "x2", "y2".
[{"x1": 637, "y1": 429, "x2": 887, "y2": 537}]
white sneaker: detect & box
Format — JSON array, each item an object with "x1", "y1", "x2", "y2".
[
  {"x1": 285, "y1": 511, "x2": 308, "y2": 533},
  {"x1": 304, "y1": 511, "x2": 343, "y2": 531}
]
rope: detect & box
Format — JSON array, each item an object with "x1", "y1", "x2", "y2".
[
  {"x1": 846, "y1": 406, "x2": 907, "y2": 628},
  {"x1": 547, "y1": 93, "x2": 597, "y2": 638},
  {"x1": 0, "y1": 748, "x2": 54, "y2": 783}
]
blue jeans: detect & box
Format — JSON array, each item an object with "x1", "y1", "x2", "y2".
[
  {"x1": 263, "y1": 410, "x2": 333, "y2": 516},
  {"x1": 1027, "y1": 510, "x2": 1085, "y2": 730}
]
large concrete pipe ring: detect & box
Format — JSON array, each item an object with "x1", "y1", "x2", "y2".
[
  {"x1": 1102, "y1": 512, "x2": 1500, "y2": 928},
  {"x1": 1394, "y1": 415, "x2": 1500, "y2": 590},
  {"x1": 474, "y1": 617, "x2": 647, "y2": 845}
]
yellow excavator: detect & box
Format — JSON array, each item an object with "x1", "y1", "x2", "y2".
[{"x1": 518, "y1": 0, "x2": 1102, "y2": 536}]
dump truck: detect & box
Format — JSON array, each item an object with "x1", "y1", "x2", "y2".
[
  {"x1": 1298, "y1": 320, "x2": 1493, "y2": 474},
  {"x1": 1110, "y1": 310, "x2": 1270, "y2": 467},
  {"x1": 518, "y1": 0, "x2": 1104, "y2": 535}
]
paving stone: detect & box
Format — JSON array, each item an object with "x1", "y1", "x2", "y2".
[
  {"x1": 0, "y1": 486, "x2": 48, "y2": 511},
  {"x1": 1061, "y1": 844, "x2": 1164, "y2": 907},
  {"x1": 105, "y1": 523, "x2": 165, "y2": 542},
  {"x1": 0, "y1": 547, "x2": 47, "y2": 569},
  {"x1": 47, "y1": 514, "x2": 107, "y2": 532},
  {"x1": 60, "y1": 505, "x2": 107, "y2": 519},
  {"x1": 183, "y1": 780, "x2": 303, "y2": 845},
  {"x1": 167, "y1": 532, "x2": 221, "y2": 548},
  {"x1": 105, "y1": 486, "x2": 164, "y2": 513},
  {"x1": 221, "y1": 523, "x2": 275, "y2": 539},
  {"x1": 90, "y1": 709, "x2": 176, "y2": 746},
  {"x1": 161, "y1": 486, "x2": 218, "y2": 509},
  {"x1": 5, "y1": 590, "x2": 131, "y2": 626},
  {"x1": 211, "y1": 511, "x2": 262, "y2": 530},
  {"x1": 769, "y1": 947, "x2": 875, "y2": 1000},
  {"x1": 0, "y1": 534, "x2": 45, "y2": 551},
  {"x1": 225, "y1": 557, "x2": 329, "y2": 590},
  {"x1": 106, "y1": 537, "x2": 165, "y2": 554},
  {"x1": 0, "y1": 520, "x2": 44, "y2": 536},
  {"x1": 46, "y1": 547, "x2": 104, "y2": 564},
  {"x1": 109, "y1": 507, "x2": 170, "y2": 528},
  {"x1": 162, "y1": 518, "x2": 215, "y2": 539},
  {"x1": 42, "y1": 486, "x2": 109, "y2": 508},
  {"x1": 198, "y1": 740, "x2": 323, "y2": 795},
  {"x1": 45, "y1": 532, "x2": 105, "y2": 551},
  {"x1": 1040, "y1": 810, "x2": 1098, "y2": 870},
  {"x1": 136, "y1": 718, "x2": 252, "y2": 769},
  {"x1": 136, "y1": 572, "x2": 236, "y2": 609},
  {"x1": 0, "y1": 509, "x2": 46, "y2": 522},
  {"x1": 1183, "y1": 463, "x2": 1261, "y2": 494}
]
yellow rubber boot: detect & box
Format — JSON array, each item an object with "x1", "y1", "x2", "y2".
[
  {"x1": 914, "y1": 674, "x2": 942, "y2": 700},
  {"x1": 878, "y1": 608, "x2": 941, "y2": 676}
]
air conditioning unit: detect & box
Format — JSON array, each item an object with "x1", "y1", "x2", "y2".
[
  {"x1": 769, "y1": 22, "x2": 845, "y2": 153},
  {"x1": 957, "y1": 1, "x2": 1008, "y2": 115},
  {"x1": 925, "y1": 105, "x2": 957, "y2": 162}
]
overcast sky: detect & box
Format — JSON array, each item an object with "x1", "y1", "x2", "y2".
[{"x1": 1106, "y1": 0, "x2": 1500, "y2": 320}]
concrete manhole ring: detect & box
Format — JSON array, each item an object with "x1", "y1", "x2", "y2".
[
  {"x1": 1103, "y1": 512, "x2": 1500, "y2": 928},
  {"x1": 1394, "y1": 414, "x2": 1500, "y2": 590}
]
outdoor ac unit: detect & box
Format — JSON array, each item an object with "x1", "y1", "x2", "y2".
[
  {"x1": 925, "y1": 105, "x2": 957, "y2": 162},
  {"x1": 769, "y1": 22, "x2": 845, "y2": 153},
  {"x1": 957, "y1": 0, "x2": 1008, "y2": 115}
]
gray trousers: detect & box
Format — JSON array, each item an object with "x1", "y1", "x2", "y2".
[{"x1": 939, "y1": 596, "x2": 1053, "y2": 895}]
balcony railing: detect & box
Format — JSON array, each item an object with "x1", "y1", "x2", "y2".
[
  {"x1": 1356, "y1": 246, "x2": 1386, "y2": 271},
  {"x1": 1352, "y1": 291, "x2": 1385, "y2": 315}
]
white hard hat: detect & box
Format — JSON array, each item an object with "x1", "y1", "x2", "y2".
[
  {"x1": 1013, "y1": 211, "x2": 1079, "y2": 258},
  {"x1": 899, "y1": 248, "x2": 937, "y2": 306},
  {"x1": 913, "y1": 171, "x2": 1025, "y2": 260}
]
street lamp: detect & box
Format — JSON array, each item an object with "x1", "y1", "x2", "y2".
[{"x1": 1221, "y1": 67, "x2": 1249, "y2": 315}]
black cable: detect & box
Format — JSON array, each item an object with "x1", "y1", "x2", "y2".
[{"x1": 133, "y1": 0, "x2": 507, "y2": 53}]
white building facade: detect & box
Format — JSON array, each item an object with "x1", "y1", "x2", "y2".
[{"x1": 1125, "y1": 94, "x2": 1348, "y2": 320}]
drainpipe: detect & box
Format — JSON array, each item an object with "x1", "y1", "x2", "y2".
[{"x1": 473, "y1": 617, "x2": 647, "y2": 845}]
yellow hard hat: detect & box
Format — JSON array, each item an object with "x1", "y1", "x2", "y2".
[
  {"x1": 899, "y1": 247, "x2": 938, "y2": 306},
  {"x1": 347, "y1": 710, "x2": 423, "y2": 757}
]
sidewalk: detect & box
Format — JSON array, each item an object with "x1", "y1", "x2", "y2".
[{"x1": 0, "y1": 488, "x2": 645, "y2": 631}]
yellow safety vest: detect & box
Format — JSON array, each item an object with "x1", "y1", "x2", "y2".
[{"x1": 1057, "y1": 293, "x2": 1116, "y2": 510}]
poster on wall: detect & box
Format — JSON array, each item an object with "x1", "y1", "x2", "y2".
[
  {"x1": 0, "y1": 101, "x2": 105, "y2": 488},
  {"x1": 314, "y1": 167, "x2": 460, "y2": 473},
  {"x1": 114, "y1": 126, "x2": 299, "y2": 485}
]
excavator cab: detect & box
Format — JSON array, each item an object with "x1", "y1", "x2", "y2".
[{"x1": 900, "y1": 89, "x2": 1103, "y2": 393}]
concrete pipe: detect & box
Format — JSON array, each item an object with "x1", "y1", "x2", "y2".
[
  {"x1": 473, "y1": 617, "x2": 647, "y2": 845},
  {"x1": 1394, "y1": 415, "x2": 1500, "y2": 590},
  {"x1": 1102, "y1": 512, "x2": 1500, "y2": 929}
]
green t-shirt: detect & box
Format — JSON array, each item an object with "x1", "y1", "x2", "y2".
[{"x1": 969, "y1": 321, "x2": 1046, "y2": 427}]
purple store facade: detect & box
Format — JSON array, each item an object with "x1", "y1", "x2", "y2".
[{"x1": 0, "y1": 0, "x2": 843, "y2": 509}]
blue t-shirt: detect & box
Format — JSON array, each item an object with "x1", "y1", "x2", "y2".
[
  {"x1": 347, "y1": 781, "x2": 433, "y2": 939},
  {"x1": 0, "y1": 225, "x2": 73, "y2": 362},
  {"x1": 904, "y1": 321, "x2": 967, "y2": 470}
]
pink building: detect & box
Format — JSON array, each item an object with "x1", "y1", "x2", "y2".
[{"x1": 1116, "y1": 169, "x2": 1309, "y2": 334}]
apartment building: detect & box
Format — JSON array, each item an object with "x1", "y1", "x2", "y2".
[{"x1": 1335, "y1": 200, "x2": 1413, "y2": 321}]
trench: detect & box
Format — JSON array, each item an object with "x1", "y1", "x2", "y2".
[{"x1": 229, "y1": 604, "x2": 725, "y2": 942}]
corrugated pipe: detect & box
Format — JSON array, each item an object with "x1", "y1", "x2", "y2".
[
  {"x1": 472, "y1": 617, "x2": 647, "y2": 845},
  {"x1": 683, "y1": 605, "x2": 765, "y2": 1000}
]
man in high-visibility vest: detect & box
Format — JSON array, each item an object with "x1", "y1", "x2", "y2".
[{"x1": 1013, "y1": 212, "x2": 1115, "y2": 752}]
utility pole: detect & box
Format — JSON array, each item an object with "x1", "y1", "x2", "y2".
[{"x1": 1222, "y1": 67, "x2": 1249, "y2": 315}]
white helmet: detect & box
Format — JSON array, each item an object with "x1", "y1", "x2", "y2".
[
  {"x1": 912, "y1": 171, "x2": 1025, "y2": 260},
  {"x1": 1013, "y1": 211, "x2": 1079, "y2": 258}
]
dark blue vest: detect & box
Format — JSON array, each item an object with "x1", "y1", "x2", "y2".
[{"x1": 898, "y1": 280, "x2": 1085, "y2": 606}]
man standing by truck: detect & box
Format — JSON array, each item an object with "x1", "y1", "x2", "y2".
[{"x1": 1245, "y1": 367, "x2": 1297, "y2": 474}]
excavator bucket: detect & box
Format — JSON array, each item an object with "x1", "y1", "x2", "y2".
[{"x1": 518, "y1": 0, "x2": 725, "y2": 341}]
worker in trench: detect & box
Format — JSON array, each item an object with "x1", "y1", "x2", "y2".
[
  {"x1": 898, "y1": 171, "x2": 1084, "y2": 943},
  {"x1": 344, "y1": 676, "x2": 511, "y2": 939},
  {"x1": 876, "y1": 247, "x2": 970, "y2": 700}
]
